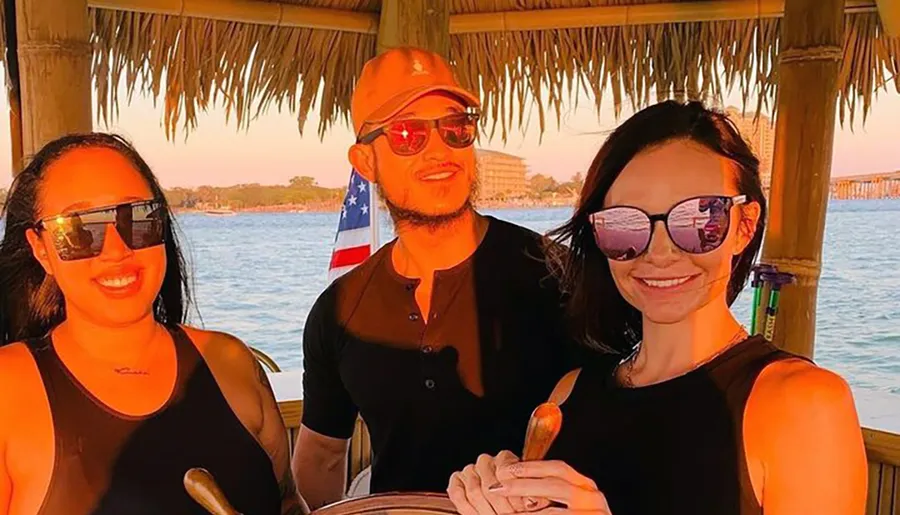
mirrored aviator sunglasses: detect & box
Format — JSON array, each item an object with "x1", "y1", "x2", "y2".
[
  {"x1": 357, "y1": 111, "x2": 479, "y2": 156},
  {"x1": 588, "y1": 195, "x2": 746, "y2": 261},
  {"x1": 34, "y1": 199, "x2": 167, "y2": 261}
]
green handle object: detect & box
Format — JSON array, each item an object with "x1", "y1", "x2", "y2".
[
  {"x1": 763, "y1": 288, "x2": 781, "y2": 341},
  {"x1": 750, "y1": 286, "x2": 762, "y2": 335},
  {"x1": 749, "y1": 264, "x2": 773, "y2": 335},
  {"x1": 749, "y1": 264, "x2": 794, "y2": 341}
]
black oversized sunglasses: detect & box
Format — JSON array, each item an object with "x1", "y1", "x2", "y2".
[
  {"x1": 34, "y1": 199, "x2": 166, "y2": 261},
  {"x1": 588, "y1": 195, "x2": 746, "y2": 261}
]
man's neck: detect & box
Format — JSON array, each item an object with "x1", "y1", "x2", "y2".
[
  {"x1": 391, "y1": 209, "x2": 488, "y2": 280},
  {"x1": 631, "y1": 296, "x2": 746, "y2": 384}
]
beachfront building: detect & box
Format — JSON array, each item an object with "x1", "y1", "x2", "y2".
[
  {"x1": 475, "y1": 149, "x2": 528, "y2": 200},
  {"x1": 726, "y1": 107, "x2": 776, "y2": 194}
]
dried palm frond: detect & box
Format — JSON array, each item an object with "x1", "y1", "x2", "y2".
[{"x1": 0, "y1": 0, "x2": 897, "y2": 142}]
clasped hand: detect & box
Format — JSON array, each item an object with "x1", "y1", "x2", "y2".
[{"x1": 447, "y1": 451, "x2": 612, "y2": 515}]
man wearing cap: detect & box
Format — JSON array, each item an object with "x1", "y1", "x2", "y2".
[{"x1": 291, "y1": 47, "x2": 583, "y2": 508}]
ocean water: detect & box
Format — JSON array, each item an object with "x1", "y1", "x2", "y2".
[{"x1": 175, "y1": 200, "x2": 900, "y2": 394}]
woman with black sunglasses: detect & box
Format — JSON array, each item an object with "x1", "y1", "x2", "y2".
[
  {"x1": 447, "y1": 101, "x2": 867, "y2": 515},
  {"x1": 0, "y1": 133, "x2": 307, "y2": 515}
]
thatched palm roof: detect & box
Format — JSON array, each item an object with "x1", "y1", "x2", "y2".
[{"x1": 1, "y1": 0, "x2": 898, "y2": 141}]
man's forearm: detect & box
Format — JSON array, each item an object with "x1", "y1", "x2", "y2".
[{"x1": 292, "y1": 451, "x2": 348, "y2": 510}]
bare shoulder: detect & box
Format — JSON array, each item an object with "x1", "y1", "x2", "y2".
[
  {"x1": 177, "y1": 325, "x2": 267, "y2": 400},
  {"x1": 0, "y1": 342, "x2": 41, "y2": 393},
  {"x1": 179, "y1": 325, "x2": 260, "y2": 376},
  {"x1": 179, "y1": 325, "x2": 273, "y2": 435},
  {"x1": 746, "y1": 357, "x2": 860, "y2": 451},
  {"x1": 0, "y1": 342, "x2": 46, "y2": 434},
  {"x1": 752, "y1": 358, "x2": 856, "y2": 412}
]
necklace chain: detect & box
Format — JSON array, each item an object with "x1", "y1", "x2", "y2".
[{"x1": 618, "y1": 327, "x2": 748, "y2": 388}]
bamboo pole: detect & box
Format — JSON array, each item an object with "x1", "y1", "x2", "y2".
[
  {"x1": 367, "y1": 0, "x2": 451, "y2": 247},
  {"x1": 16, "y1": 0, "x2": 92, "y2": 165},
  {"x1": 4, "y1": 0, "x2": 23, "y2": 176},
  {"x1": 760, "y1": 0, "x2": 844, "y2": 358},
  {"x1": 451, "y1": 0, "x2": 877, "y2": 32},
  {"x1": 88, "y1": 0, "x2": 379, "y2": 33},
  {"x1": 85, "y1": 0, "x2": 877, "y2": 35},
  {"x1": 376, "y1": 0, "x2": 449, "y2": 58}
]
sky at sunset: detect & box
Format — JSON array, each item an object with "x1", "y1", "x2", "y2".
[{"x1": 0, "y1": 74, "x2": 897, "y2": 190}]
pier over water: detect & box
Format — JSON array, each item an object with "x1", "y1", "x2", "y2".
[{"x1": 831, "y1": 171, "x2": 900, "y2": 200}]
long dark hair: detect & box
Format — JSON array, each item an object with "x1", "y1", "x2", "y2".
[
  {"x1": 547, "y1": 100, "x2": 767, "y2": 355},
  {"x1": 0, "y1": 133, "x2": 195, "y2": 345}
]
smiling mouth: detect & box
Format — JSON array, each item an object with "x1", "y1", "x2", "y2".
[
  {"x1": 636, "y1": 275, "x2": 698, "y2": 289},
  {"x1": 99, "y1": 275, "x2": 137, "y2": 288},
  {"x1": 94, "y1": 271, "x2": 141, "y2": 291},
  {"x1": 417, "y1": 167, "x2": 460, "y2": 182},
  {"x1": 422, "y1": 171, "x2": 455, "y2": 181}
]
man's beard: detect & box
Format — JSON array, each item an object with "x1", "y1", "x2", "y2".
[{"x1": 377, "y1": 172, "x2": 480, "y2": 231}]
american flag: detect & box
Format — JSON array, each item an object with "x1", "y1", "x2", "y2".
[{"x1": 328, "y1": 169, "x2": 373, "y2": 281}]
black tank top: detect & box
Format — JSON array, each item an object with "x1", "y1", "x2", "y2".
[
  {"x1": 546, "y1": 335, "x2": 803, "y2": 515},
  {"x1": 28, "y1": 325, "x2": 282, "y2": 514}
]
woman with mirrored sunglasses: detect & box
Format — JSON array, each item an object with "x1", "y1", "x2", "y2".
[
  {"x1": 0, "y1": 133, "x2": 307, "y2": 515},
  {"x1": 447, "y1": 101, "x2": 866, "y2": 515}
]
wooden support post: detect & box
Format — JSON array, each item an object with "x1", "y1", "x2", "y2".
[
  {"x1": 368, "y1": 0, "x2": 451, "y2": 248},
  {"x1": 760, "y1": 0, "x2": 844, "y2": 358},
  {"x1": 377, "y1": 0, "x2": 450, "y2": 59},
  {"x1": 15, "y1": 0, "x2": 92, "y2": 166},
  {"x1": 4, "y1": 0, "x2": 24, "y2": 176}
]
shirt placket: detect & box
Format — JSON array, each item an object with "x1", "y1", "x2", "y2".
[{"x1": 420, "y1": 275, "x2": 446, "y2": 394}]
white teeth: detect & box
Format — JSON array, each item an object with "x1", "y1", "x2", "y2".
[
  {"x1": 97, "y1": 275, "x2": 137, "y2": 288},
  {"x1": 640, "y1": 277, "x2": 691, "y2": 288},
  {"x1": 423, "y1": 171, "x2": 454, "y2": 181}
]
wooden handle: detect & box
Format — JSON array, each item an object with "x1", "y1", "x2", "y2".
[
  {"x1": 184, "y1": 468, "x2": 242, "y2": 515},
  {"x1": 521, "y1": 402, "x2": 563, "y2": 461}
]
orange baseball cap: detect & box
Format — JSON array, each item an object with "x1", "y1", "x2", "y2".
[{"x1": 351, "y1": 46, "x2": 481, "y2": 137}]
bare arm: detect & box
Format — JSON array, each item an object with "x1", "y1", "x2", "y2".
[
  {"x1": 748, "y1": 360, "x2": 867, "y2": 514},
  {"x1": 292, "y1": 285, "x2": 358, "y2": 509},
  {"x1": 190, "y1": 327, "x2": 310, "y2": 515},
  {"x1": 252, "y1": 360, "x2": 310, "y2": 515},
  {"x1": 0, "y1": 441, "x2": 10, "y2": 515},
  {"x1": 0, "y1": 350, "x2": 16, "y2": 515},
  {"x1": 291, "y1": 425, "x2": 350, "y2": 510}
]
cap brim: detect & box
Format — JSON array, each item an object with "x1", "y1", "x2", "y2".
[{"x1": 362, "y1": 86, "x2": 481, "y2": 131}]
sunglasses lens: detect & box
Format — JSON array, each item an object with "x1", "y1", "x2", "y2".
[
  {"x1": 45, "y1": 216, "x2": 107, "y2": 261},
  {"x1": 667, "y1": 197, "x2": 732, "y2": 254},
  {"x1": 591, "y1": 207, "x2": 651, "y2": 260},
  {"x1": 43, "y1": 201, "x2": 165, "y2": 261},
  {"x1": 126, "y1": 202, "x2": 165, "y2": 250},
  {"x1": 385, "y1": 120, "x2": 429, "y2": 155},
  {"x1": 437, "y1": 114, "x2": 477, "y2": 148}
]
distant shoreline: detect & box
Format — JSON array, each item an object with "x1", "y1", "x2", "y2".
[{"x1": 175, "y1": 198, "x2": 579, "y2": 215}]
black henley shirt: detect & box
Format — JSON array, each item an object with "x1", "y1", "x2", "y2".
[{"x1": 300, "y1": 215, "x2": 584, "y2": 493}]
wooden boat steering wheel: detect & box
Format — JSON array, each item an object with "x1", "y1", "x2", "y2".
[
  {"x1": 183, "y1": 402, "x2": 565, "y2": 515},
  {"x1": 312, "y1": 492, "x2": 458, "y2": 515},
  {"x1": 184, "y1": 468, "x2": 457, "y2": 515}
]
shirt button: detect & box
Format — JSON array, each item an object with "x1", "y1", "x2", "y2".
[
  {"x1": 408, "y1": 313, "x2": 419, "y2": 321},
  {"x1": 425, "y1": 379, "x2": 436, "y2": 389},
  {"x1": 422, "y1": 345, "x2": 433, "y2": 354}
]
